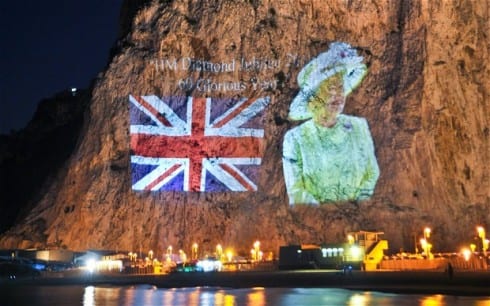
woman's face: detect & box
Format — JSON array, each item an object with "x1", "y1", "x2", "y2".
[{"x1": 307, "y1": 76, "x2": 345, "y2": 127}]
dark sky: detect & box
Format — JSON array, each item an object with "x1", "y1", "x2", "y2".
[{"x1": 0, "y1": 1, "x2": 123, "y2": 134}]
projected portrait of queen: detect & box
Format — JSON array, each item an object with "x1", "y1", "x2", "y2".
[{"x1": 282, "y1": 42, "x2": 379, "y2": 205}]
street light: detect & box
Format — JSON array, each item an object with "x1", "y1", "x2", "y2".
[
  {"x1": 192, "y1": 243, "x2": 198, "y2": 260},
  {"x1": 216, "y1": 244, "x2": 223, "y2": 260},
  {"x1": 420, "y1": 238, "x2": 432, "y2": 259},
  {"x1": 226, "y1": 250, "x2": 233, "y2": 263},
  {"x1": 128, "y1": 252, "x2": 138, "y2": 262},
  {"x1": 179, "y1": 249, "x2": 187, "y2": 263},
  {"x1": 421, "y1": 227, "x2": 433, "y2": 259},
  {"x1": 250, "y1": 249, "x2": 256, "y2": 261},
  {"x1": 461, "y1": 248, "x2": 471, "y2": 261},
  {"x1": 420, "y1": 238, "x2": 427, "y2": 251},
  {"x1": 477, "y1": 226, "x2": 487, "y2": 254},
  {"x1": 167, "y1": 246, "x2": 173, "y2": 262},
  {"x1": 477, "y1": 226, "x2": 485, "y2": 239},
  {"x1": 347, "y1": 234, "x2": 355, "y2": 244},
  {"x1": 424, "y1": 227, "x2": 431, "y2": 240}
]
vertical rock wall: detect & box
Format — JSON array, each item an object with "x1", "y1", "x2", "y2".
[{"x1": 1, "y1": 0, "x2": 488, "y2": 256}]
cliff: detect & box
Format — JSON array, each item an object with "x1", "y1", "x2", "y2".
[
  {"x1": 1, "y1": 0, "x2": 488, "y2": 256},
  {"x1": 0, "y1": 89, "x2": 89, "y2": 235}
]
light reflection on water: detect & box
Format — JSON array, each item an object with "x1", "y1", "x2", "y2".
[
  {"x1": 3, "y1": 285, "x2": 490, "y2": 306},
  {"x1": 79, "y1": 286, "x2": 490, "y2": 306}
]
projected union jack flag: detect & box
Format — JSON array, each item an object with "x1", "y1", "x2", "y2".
[{"x1": 129, "y1": 95, "x2": 270, "y2": 192}]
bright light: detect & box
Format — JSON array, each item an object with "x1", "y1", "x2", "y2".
[
  {"x1": 420, "y1": 238, "x2": 433, "y2": 258},
  {"x1": 196, "y1": 259, "x2": 222, "y2": 272},
  {"x1": 350, "y1": 246, "x2": 362, "y2": 260},
  {"x1": 32, "y1": 263, "x2": 45, "y2": 270},
  {"x1": 129, "y1": 252, "x2": 138, "y2": 261},
  {"x1": 216, "y1": 244, "x2": 223, "y2": 259},
  {"x1": 96, "y1": 260, "x2": 123, "y2": 272},
  {"x1": 347, "y1": 234, "x2": 354, "y2": 244},
  {"x1": 420, "y1": 295, "x2": 444, "y2": 306},
  {"x1": 477, "y1": 226, "x2": 485, "y2": 238},
  {"x1": 86, "y1": 259, "x2": 96, "y2": 273},
  {"x1": 178, "y1": 249, "x2": 187, "y2": 263},
  {"x1": 192, "y1": 243, "x2": 198, "y2": 260},
  {"x1": 348, "y1": 292, "x2": 371, "y2": 306},
  {"x1": 226, "y1": 250, "x2": 233, "y2": 262},
  {"x1": 83, "y1": 286, "x2": 95, "y2": 306},
  {"x1": 252, "y1": 240, "x2": 261, "y2": 261},
  {"x1": 477, "y1": 226, "x2": 487, "y2": 253},
  {"x1": 424, "y1": 227, "x2": 431, "y2": 239},
  {"x1": 461, "y1": 248, "x2": 471, "y2": 261}
]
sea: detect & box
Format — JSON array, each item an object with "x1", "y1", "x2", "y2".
[{"x1": 1, "y1": 285, "x2": 489, "y2": 306}]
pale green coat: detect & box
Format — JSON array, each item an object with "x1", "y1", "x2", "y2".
[{"x1": 282, "y1": 114, "x2": 380, "y2": 205}]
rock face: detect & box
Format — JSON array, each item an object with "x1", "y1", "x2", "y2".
[
  {"x1": 1, "y1": 0, "x2": 488, "y2": 256},
  {"x1": 0, "y1": 89, "x2": 89, "y2": 235}
]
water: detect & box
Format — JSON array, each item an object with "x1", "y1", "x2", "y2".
[{"x1": 1, "y1": 285, "x2": 489, "y2": 306}]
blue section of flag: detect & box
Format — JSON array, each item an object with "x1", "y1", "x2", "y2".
[
  {"x1": 205, "y1": 171, "x2": 229, "y2": 192},
  {"x1": 131, "y1": 163, "x2": 158, "y2": 185},
  {"x1": 130, "y1": 103, "x2": 156, "y2": 126},
  {"x1": 162, "y1": 171, "x2": 185, "y2": 191}
]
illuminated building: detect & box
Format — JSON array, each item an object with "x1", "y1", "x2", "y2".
[{"x1": 278, "y1": 231, "x2": 387, "y2": 270}]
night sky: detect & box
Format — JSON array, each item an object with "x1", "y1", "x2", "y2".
[{"x1": 0, "y1": 1, "x2": 123, "y2": 134}]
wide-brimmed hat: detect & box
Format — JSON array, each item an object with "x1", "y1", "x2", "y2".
[{"x1": 288, "y1": 42, "x2": 368, "y2": 120}]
